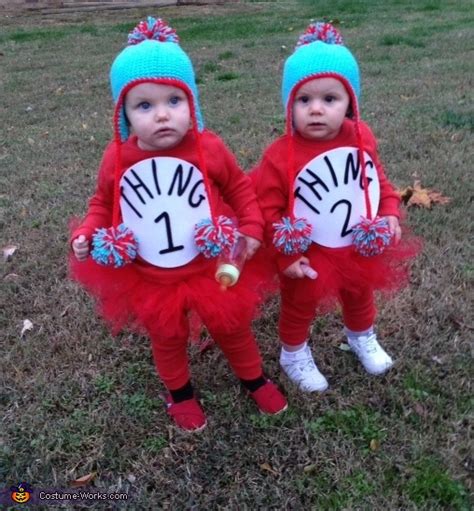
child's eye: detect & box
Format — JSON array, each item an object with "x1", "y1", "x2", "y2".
[
  {"x1": 325, "y1": 95, "x2": 336, "y2": 103},
  {"x1": 138, "y1": 101, "x2": 151, "y2": 110},
  {"x1": 169, "y1": 96, "x2": 181, "y2": 106},
  {"x1": 297, "y1": 95, "x2": 310, "y2": 104}
]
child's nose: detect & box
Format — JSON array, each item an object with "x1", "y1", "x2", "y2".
[
  {"x1": 154, "y1": 106, "x2": 169, "y2": 121},
  {"x1": 309, "y1": 100, "x2": 323, "y2": 114}
]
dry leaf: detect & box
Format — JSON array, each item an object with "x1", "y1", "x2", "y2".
[
  {"x1": 2, "y1": 244, "x2": 18, "y2": 262},
  {"x1": 369, "y1": 439, "x2": 380, "y2": 451},
  {"x1": 70, "y1": 472, "x2": 97, "y2": 488},
  {"x1": 303, "y1": 464, "x2": 317, "y2": 473},
  {"x1": 399, "y1": 180, "x2": 451, "y2": 209},
  {"x1": 339, "y1": 343, "x2": 351, "y2": 352},
  {"x1": 4, "y1": 273, "x2": 19, "y2": 281},
  {"x1": 260, "y1": 462, "x2": 279, "y2": 475},
  {"x1": 21, "y1": 319, "x2": 33, "y2": 337}
]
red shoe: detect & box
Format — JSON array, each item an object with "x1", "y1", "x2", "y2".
[
  {"x1": 165, "y1": 395, "x2": 207, "y2": 432},
  {"x1": 250, "y1": 380, "x2": 288, "y2": 415}
]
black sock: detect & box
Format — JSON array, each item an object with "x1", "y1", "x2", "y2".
[
  {"x1": 240, "y1": 375, "x2": 266, "y2": 392},
  {"x1": 169, "y1": 381, "x2": 194, "y2": 403}
]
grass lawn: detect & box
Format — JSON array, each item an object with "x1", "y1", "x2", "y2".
[{"x1": 1, "y1": 0, "x2": 472, "y2": 508}]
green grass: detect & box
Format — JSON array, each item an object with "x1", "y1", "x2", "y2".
[
  {"x1": 406, "y1": 458, "x2": 470, "y2": 509},
  {"x1": 1, "y1": 0, "x2": 473, "y2": 508}
]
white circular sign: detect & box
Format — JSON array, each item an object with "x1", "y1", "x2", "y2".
[
  {"x1": 120, "y1": 156, "x2": 210, "y2": 267},
  {"x1": 293, "y1": 147, "x2": 380, "y2": 248}
]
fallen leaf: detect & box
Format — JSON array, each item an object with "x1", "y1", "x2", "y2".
[
  {"x1": 2, "y1": 244, "x2": 18, "y2": 262},
  {"x1": 4, "y1": 273, "x2": 19, "y2": 281},
  {"x1": 339, "y1": 342, "x2": 351, "y2": 352},
  {"x1": 260, "y1": 462, "x2": 279, "y2": 475},
  {"x1": 21, "y1": 319, "x2": 33, "y2": 337},
  {"x1": 399, "y1": 180, "x2": 451, "y2": 208},
  {"x1": 303, "y1": 464, "x2": 317, "y2": 473},
  {"x1": 70, "y1": 472, "x2": 97, "y2": 488},
  {"x1": 370, "y1": 439, "x2": 380, "y2": 451}
]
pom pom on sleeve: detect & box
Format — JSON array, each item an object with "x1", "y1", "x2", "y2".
[
  {"x1": 194, "y1": 215, "x2": 237, "y2": 258},
  {"x1": 127, "y1": 16, "x2": 179, "y2": 45},
  {"x1": 273, "y1": 216, "x2": 312, "y2": 255},
  {"x1": 352, "y1": 216, "x2": 392, "y2": 257},
  {"x1": 91, "y1": 224, "x2": 138, "y2": 268}
]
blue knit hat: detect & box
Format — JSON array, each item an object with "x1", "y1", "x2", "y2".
[
  {"x1": 282, "y1": 22, "x2": 360, "y2": 116},
  {"x1": 110, "y1": 16, "x2": 203, "y2": 143}
]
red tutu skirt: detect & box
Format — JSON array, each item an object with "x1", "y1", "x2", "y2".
[
  {"x1": 69, "y1": 250, "x2": 277, "y2": 341},
  {"x1": 280, "y1": 222, "x2": 422, "y2": 313}
]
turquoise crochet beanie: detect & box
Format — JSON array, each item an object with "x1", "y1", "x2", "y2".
[
  {"x1": 110, "y1": 16, "x2": 203, "y2": 143},
  {"x1": 282, "y1": 22, "x2": 360, "y2": 118}
]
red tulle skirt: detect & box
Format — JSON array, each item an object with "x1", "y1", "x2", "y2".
[
  {"x1": 280, "y1": 223, "x2": 423, "y2": 313},
  {"x1": 69, "y1": 251, "x2": 277, "y2": 341}
]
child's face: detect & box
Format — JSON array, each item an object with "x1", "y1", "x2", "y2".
[
  {"x1": 292, "y1": 77, "x2": 350, "y2": 141},
  {"x1": 124, "y1": 82, "x2": 191, "y2": 151}
]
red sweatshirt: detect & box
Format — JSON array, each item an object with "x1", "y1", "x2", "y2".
[
  {"x1": 72, "y1": 129, "x2": 264, "y2": 281},
  {"x1": 253, "y1": 119, "x2": 401, "y2": 271}
]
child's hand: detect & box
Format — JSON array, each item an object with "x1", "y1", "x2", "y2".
[
  {"x1": 72, "y1": 235, "x2": 90, "y2": 261},
  {"x1": 384, "y1": 215, "x2": 401, "y2": 245},
  {"x1": 282, "y1": 256, "x2": 318, "y2": 279},
  {"x1": 244, "y1": 236, "x2": 261, "y2": 259}
]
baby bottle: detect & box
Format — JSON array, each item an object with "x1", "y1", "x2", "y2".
[{"x1": 215, "y1": 235, "x2": 247, "y2": 289}]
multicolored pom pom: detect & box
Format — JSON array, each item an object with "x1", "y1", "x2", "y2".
[
  {"x1": 194, "y1": 215, "x2": 236, "y2": 258},
  {"x1": 128, "y1": 16, "x2": 179, "y2": 45},
  {"x1": 352, "y1": 216, "x2": 392, "y2": 257},
  {"x1": 91, "y1": 224, "x2": 138, "y2": 268},
  {"x1": 296, "y1": 22, "x2": 343, "y2": 48},
  {"x1": 273, "y1": 216, "x2": 312, "y2": 255}
]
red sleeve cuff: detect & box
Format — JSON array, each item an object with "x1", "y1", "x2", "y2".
[
  {"x1": 378, "y1": 197, "x2": 400, "y2": 218},
  {"x1": 276, "y1": 252, "x2": 302, "y2": 272}
]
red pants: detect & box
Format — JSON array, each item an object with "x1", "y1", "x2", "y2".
[
  {"x1": 146, "y1": 313, "x2": 263, "y2": 391},
  {"x1": 279, "y1": 275, "x2": 376, "y2": 345}
]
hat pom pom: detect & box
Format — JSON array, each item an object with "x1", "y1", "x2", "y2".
[
  {"x1": 91, "y1": 224, "x2": 138, "y2": 268},
  {"x1": 296, "y1": 21, "x2": 343, "y2": 47},
  {"x1": 273, "y1": 216, "x2": 312, "y2": 255},
  {"x1": 352, "y1": 216, "x2": 392, "y2": 257},
  {"x1": 128, "y1": 16, "x2": 179, "y2": 45},
  {"x1": 194, "y1": 215, "x2": 237, "y2": 258}
]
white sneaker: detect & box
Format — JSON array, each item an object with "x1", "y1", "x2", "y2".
[
  {"x1": 346, "y1": 331, "x2": 394, "y2": 375},
  {"x1": 280, "y1": 345, "x2": 329, "y2": 392}
]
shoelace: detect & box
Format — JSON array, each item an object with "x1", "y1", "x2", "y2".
[
  {"x1": 284, "y1": 356, "x2": 318, "y2": 375},
  {"x1": 363, "y1": 334, "x2": 379, "y2": 354}
]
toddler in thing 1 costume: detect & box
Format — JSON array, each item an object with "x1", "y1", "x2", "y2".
[{"x1": 70, "y1": 17, "x2": 287, "y2": 431}]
